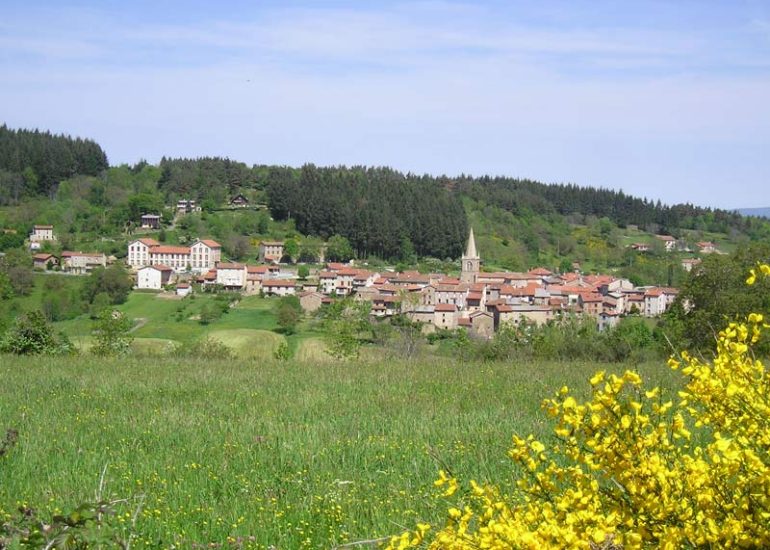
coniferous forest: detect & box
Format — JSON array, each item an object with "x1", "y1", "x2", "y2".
[
  {"x1": 0, "y1": 125, "x2": 108, "y2": 203},
  {"x1": 1, "y1": 124, "x2": 768, "y2": 261}
]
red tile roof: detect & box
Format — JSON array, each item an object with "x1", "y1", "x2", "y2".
[
  {"x1": 150, "y1": 245, "x2": 190, "y2": 254},
  {"x1": 136, "y1": 238, "x2": 159, "y2": 246},
  {"x1": 263, "y1": 279, "x2": 296, "y2": 287},
  {"x1": 435, "y1": 303, "x2": 457, "y2": 312},
  {"x1": 199, "y1": 239, "x2": 221, "y2": 248},
  {"x1": 216, "y1": 262, "x2": 245, "y2": 270}
]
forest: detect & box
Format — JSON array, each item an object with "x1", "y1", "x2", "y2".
[
  {"x1": 0, "y1": 125, "x2": 108, "y2": 203},
  {"x1": 1, "y1": 124, "x2": 769, "y2": 265}
]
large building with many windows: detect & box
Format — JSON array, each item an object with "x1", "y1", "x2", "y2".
[{"x1": 126, "y1": 238, "x2": 221, "y2": 273}]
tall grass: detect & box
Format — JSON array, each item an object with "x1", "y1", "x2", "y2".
[{"x1": 0, "y1": 355, "x2": 675, "y2": 548}]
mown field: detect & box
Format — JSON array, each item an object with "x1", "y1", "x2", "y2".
[{"x1": 0, "y1": 355, "x2": 679, "y2": 548}]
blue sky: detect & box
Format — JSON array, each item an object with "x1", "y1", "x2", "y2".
[{"x1": 1, "y1": 1, "x2": 769, "y2": 209}]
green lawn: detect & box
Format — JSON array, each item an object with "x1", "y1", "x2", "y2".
[{"x1": 0, "y1": 354, "x2": 676, "y2": 548}]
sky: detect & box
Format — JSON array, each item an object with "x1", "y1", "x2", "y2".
[{"x1": 1, "y1": 1, "x2": 769, "y2": 210}]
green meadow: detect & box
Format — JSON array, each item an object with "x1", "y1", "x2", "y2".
[{"x1": 0, "y1": 354, "x2": 677, "y2": 548}]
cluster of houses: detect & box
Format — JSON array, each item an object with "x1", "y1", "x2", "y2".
[
  {"x1": 28, "y1": 226, "x2": 109, "y2": 274},
  {"x1": 148, "y1": 230, "x2": 680, "y2": 338},
  {"x1": 629, "y1": 234, "x2": 718, "y2": 259},
  {"x1": 25, "y1": 222, "x2": 682, "y2": 336}
]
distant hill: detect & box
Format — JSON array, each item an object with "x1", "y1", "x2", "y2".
[{"x1": 736, "y1": 207, "x2": 770, "y2": 219}]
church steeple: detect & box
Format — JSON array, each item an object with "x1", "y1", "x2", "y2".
[
  {"x1": 465, "y1": 227, "x2": 478, "y2": 259},
  {"x1": 461, "y1": 227, "x2": 480, "y2": 283}
]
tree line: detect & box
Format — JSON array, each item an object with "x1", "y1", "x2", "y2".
[
  {"x1": 0, "y1": 125, "x2": 108, "y2": 203},
  {"x1": 266, "y1": 165, "x2": 468, "y2": 260}
]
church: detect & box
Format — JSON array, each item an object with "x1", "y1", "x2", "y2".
[{"x1": 460, "y1": 228, "x2": 480, "y2": 283}]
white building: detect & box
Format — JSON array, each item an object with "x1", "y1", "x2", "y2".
[
  {"x1": 30, "y1": 225, "x2": 56, "y2": 242},
  {"x1": 190, "y1": 239, "x2": 222, "y2": 272},
  {"x1": 262, "y1": 279, "x2": 296, "y2": 296},
  {"x1": 215, "y1": 263, "x2": 247, "y2": 289},
  {"x1": 127, "y1": 238, "x2": 159, "y2": 269},
  {"x1": 137, "y1": 265, "x2": 173, "y2": 290},
  {"x1": 127, "y1": 238, "x2": 221, "y2": 273}
]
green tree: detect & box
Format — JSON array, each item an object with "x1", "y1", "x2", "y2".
[
  {"x1": 666, "y1": 243, "x2": 770, "y2": 352},
  {"x1": 297, "y1": 265, "x2": 310, "y2": 280},
  {"x1": 326, "y1": 235, "x2": 354, "y2": 262},
  {"x1": 283, "y1": 238, "x2": 299, "y2": 263},
  {"x1": 81, "y1": 265, "x2": 133, "y2": 305},
  {"x1": 275, "y1": 295, "x2": 302, "y2": 334},
  {"x1": 0, "y1": 310, "x2": 73, "y2": 355},
  {"x1": 91, "y1": 310, "x2": 134, "y2": 356}
]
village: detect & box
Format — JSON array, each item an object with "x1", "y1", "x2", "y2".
[{"x1": 24, "y1": 214, "x2": 690, "y2": 338}]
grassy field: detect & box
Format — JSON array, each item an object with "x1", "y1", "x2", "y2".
[{"x1": 0, "y1": 354, "x2": 678, "y2": 548}]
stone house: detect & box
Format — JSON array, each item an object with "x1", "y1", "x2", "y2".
[
  {"x1": 61, "y1": 251, "x2": 107, "y2": 274},
  {"x1": 299, "y1": 291, "x2": 324, "y2": 313},
  {"x1": 32, "y1": 253, "x2": 58, "y2": 270},
  {"x1": 434, "y1": 303, "x2": 458, "y2": 330},
  {"x1": 30, "y1": 224, "x2": 55, "y2": 242},
  {"x1": 140, "y1": 214, "x2": 161, "y2": 229},
  {"x1": 259, "y1": 241, "x2": 284, "y2": 263},
  {"x1": 262, "y1": 279, "x2": 296, "y2": 297}
]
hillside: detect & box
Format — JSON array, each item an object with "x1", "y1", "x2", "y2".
[{"x1": 2, "y1": 125, "x2": 769, "y2": 282}]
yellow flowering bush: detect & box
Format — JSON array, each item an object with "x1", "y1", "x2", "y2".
[{"x1": 390, "y1": 264, "x2": 770, "y2": 549}]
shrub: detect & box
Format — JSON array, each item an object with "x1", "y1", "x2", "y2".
[
  {"x1": 0, "y1": 310, "x2": 73, "y2": 355},
  {"x1": 173, "y1": 337, "x2": 234, "y2": 360},
  {"x1": 390, "y1": 263, "x2": 770, "y2": 549},
  {"x1": 91, "y1": 310, "x2": 134, "y2": 356}
]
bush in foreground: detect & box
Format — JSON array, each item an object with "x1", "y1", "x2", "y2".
[{"x1": 390, "y1": 264, "x2": 770, "y2": 549}]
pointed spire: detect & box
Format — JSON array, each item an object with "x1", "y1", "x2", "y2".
[{"x1": 464, "y1": 227, "x2": 478, "y2": 259}]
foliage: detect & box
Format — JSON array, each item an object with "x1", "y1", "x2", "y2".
[
  {"x1": 297, "y1": 264, "x2": 310, "y2": 280},
  {"x1": 273, "y1": 340, "x2": 290, "y2": 361},
  {"x1": 665, "y1": 242, "x2": 770, "y2": 352},
  {"x1": 0, "y1": 310, "x2": 73, "y2": 355},
  {"x1": 0, "y1": 124, "x2": 108, "y2": 204},
  {"x1": 266, "y1": 165, "x2": 467, "y2": 260},
  {"x1": 91, "y1": 310, "x2": 134, "y2": 356},
  {"x1": 173, "y1": 337, "x2": 235, "y2": 360},
  {"x1": 324, "y1": 299, "x2": 371, "y2": 360},
  {"x1": 0, "y1": 248, "x2": 34, "y2": 297},
  {"x1": 275, "y1": 296, "x2": 302, "y2": 335},
  {"x1": 81, "y1": 265, "x2": 133, "y2": 306},
  {"x1": 325, "y1": 234, "x2": 354, "y2": 263},
  {"x1": 390, "y1": 264, "x2": 770, "y2": 549}
]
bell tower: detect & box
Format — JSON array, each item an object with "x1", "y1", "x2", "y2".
[{"x1": 461, "y1": 228, "x2": 480, "y2": 283}]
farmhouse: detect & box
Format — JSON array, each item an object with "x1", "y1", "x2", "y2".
[
  {"x1": 681, "y1": 257, "x2": 702, "y2": 272},
  {"x1": 434, "y1": 303, "x2": 458, "y2": 330},
  {"x1": 140, "y1": 214, "x2": 161, "y2": 229},
  {"x1": 215, "y1": 263, "x2": 247, "y2": 290},
  {"x1": 262, "y1": 279, "x2": 296, "y2": 297},
  {"x1": 29, "y1": 224, "x2": 55, "y2": 242},
  {"x1": 176, "y1": 283, "x2": 192, "y2": 297},
  {"x1": 61, "y1": 251, "x2": 107, "y2": 274},
  {"x1": 230, "y1": 194, "x2": 249, "y2": 208},
  {"x1": 137, "y1": 265, "x2": 173, "y2": 290},
  {"x1": 697, "y1": 241, "x2": 717, "y2": 254},
  {"x1": 176, "y1": 199, "x2": 200, "y2": 214},
  {"x1": 32, "y1": 253, "x2": 57, "y2": 270},
  {"x1": 656, "y1": 234, "x2": 677, "y2": 251},
  {"x1": 299, "y1": 291, "x2": 325, "y2": 312},
  {"x1": 258, "y1": 241, "x2": 284, "y2": 263}
]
